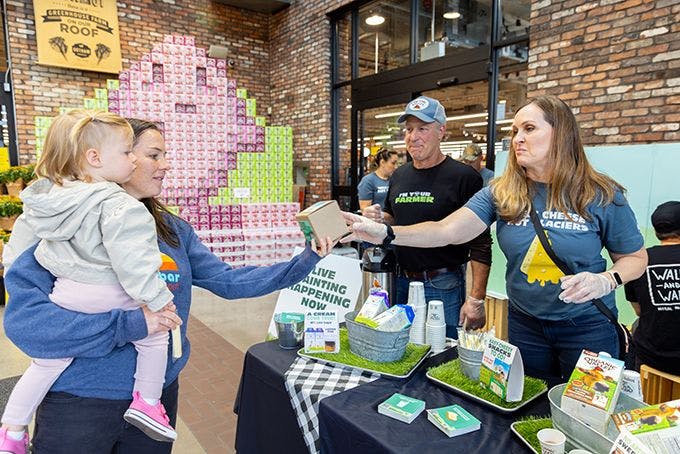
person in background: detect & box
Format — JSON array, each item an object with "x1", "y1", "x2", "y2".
[
  {"x1": 2, "y1": 118, "x2": 334, "y2": 453},
  {"x1": 345, "y1": 95, "x2": 647, "y2": 385},
  {"x1": 362, "y1": 96, "x2": 492, "y2": 338},
  {"x1": 358, "y1": 147, "x2": 398, "y2": 214},
  {"x1": 625, "y1": 201, "x2": 680, "y2": 375},
  {"x1": 459, "y1": 143, "x2": 494, "y2": 187}
]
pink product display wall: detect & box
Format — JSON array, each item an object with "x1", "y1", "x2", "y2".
[{"x1": 111, "y1": 34, "x2": 302, "y2": 267}]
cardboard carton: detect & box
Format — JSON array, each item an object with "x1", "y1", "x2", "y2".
[
  {"x1": 562, "y1": 350, "x2": 624, "y2": 433},
  {"x1": 295, "y1": 200, "x2": 350, "y2": 244}
]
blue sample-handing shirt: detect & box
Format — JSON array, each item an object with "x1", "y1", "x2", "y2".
[
  {"x1": 465, "y1": 184, "x2": 643, "y2": 320},
  {"x1": 357, "y1": 172, "x2": 390, "y2": 209}
]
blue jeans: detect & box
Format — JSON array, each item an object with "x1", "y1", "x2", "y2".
[
  {"x1": 396, "y1": 266, "x2": 465, "y2": 339},
  {"x1": 32, "y1": 379, "x2": 179, "y2": 453},
  {"x1": 508, "y1": 306, "x2": 619, "y2": 387}
]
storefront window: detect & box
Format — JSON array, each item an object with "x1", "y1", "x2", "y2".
[
  {"x1": 500, "y1": 0, "x2": 530, "y2": 41},
  {"x1": 417, "y1": 0, "x2": 489, "y2": 63},
  {"x1": 357, "y1": 0, "x2": 411, "y2": 77},
  {"x1": 496, "y1": 68, "x2": 527, "y2": 146},
  {"x1": 334, "y1": 85, "x2": 352, "y2": 187},
  {"x1": 422, "y1": 81, "x2": 489, "y2": 159},
  {"x1": 334, "y1": 12, "x2": 352, "y2": 83},
  {"x1": 357, "y1": 102, "x2": 407, "y2": 175}
]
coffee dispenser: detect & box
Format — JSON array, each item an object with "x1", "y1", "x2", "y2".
[{"x1": 359, "y1": 246, "x2": 396, "y2": 308}]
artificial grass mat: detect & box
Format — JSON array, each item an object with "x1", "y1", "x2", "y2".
[
  {"x1": 300, "y1": 328, "x2": 431, "y2": 376},
  {"x1": 427, "y1": 359, "x2": 547, "y2": 409},
  {"x1": 512, "y1": 416, "x2": 553, "y2": 453}
]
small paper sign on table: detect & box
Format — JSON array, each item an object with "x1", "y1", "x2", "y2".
[
  {"x1": 479, "y1": 337, "x2": 524, "y2": 402},
  {"x1": 304, "y1": 311, "x2": 339, "y2": 354}
]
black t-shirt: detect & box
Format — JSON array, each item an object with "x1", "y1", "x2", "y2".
[
  {"x1": 383, "y1": 156, "x2": 485, "y2": 272},
  {"x1": 625, "y1": 244, "x2": 680, "y2": 374}
]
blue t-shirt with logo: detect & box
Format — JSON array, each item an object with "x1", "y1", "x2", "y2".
[
  {"x1": 465, "y1": 184, "x2": 643, "y2": 320},
  {"x1": 358, "y1": 172, "x2": 390, "y2": 209}
]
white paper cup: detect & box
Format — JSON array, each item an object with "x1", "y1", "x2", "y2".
[
  {"x1": 427, "y1": 300, "x2": 445, "y2": 324},
  {"x1": 425, "y1": 322, "x2": 446, "y2": 352},
  {"x1": 620, "y1": 370, "x2": 643, "y2": 401},
  {"x1": 568, "y1": 450, "x2": 592, "y2": 454},
  {"x1": 537, "y1": 428, "x2": 566, "y2": 454},
  {"x1": 408, "y1": 281, "x2": 425, "y2": 307}
]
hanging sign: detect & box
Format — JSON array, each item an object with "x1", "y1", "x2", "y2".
[{"x1": 33, "y1": 0, "x2": 122, "y2": 74}]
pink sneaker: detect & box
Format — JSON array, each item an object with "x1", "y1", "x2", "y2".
[
  {"x1": 123, "y1": 392, "x2": 177, "y2": 442},
  {"x1": 0, "y1": 427, "x2": 28, "y2": 454}
]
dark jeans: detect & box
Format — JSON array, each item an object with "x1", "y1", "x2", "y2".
[
  {"x1": 508, "y1": 306, "x2": 619, "y2": 388},
  {"x1": 32, "y1": 379, "x2": 179, "y2": 453},
  {"x1": 396, "y1": 266, "x2": 465, "y2": 339}
]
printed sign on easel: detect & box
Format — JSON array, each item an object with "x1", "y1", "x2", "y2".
[
  {"x1": 479, "y1": 337, "x2": 524, "y2": 402},
  {"x1": 267, "y1": 248, "x2": 361, "y2": 338}
]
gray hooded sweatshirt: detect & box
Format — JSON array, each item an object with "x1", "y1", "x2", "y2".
[{"x1": 4, "y1": 178, "x2": 173, "y2": 311}]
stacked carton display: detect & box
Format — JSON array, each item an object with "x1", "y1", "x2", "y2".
[{"x1": 35, "y1": 35, "x2": 306, "y2": 267}]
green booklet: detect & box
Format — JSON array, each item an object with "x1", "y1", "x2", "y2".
[
  {"x1": 427, "y1": 404, "x2": 481, "y2": 437},
  {"x1": 377, "y1": 393, "x2": 425, "y2": 424}
]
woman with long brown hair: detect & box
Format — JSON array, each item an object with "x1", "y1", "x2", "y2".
[
  {"x1": 358, "y1": 148, "x2": 398, "y2": 214},
  {"x1": 344, "y1": 95, "x2": 647, "y2": 385},
  {"x1": 3, "y1": 118, "x2": 334, "y2": 453}
]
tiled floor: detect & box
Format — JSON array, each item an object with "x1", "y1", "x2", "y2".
[{"x1": 0, "y1": 288, "x2": 279, "y2": 453}]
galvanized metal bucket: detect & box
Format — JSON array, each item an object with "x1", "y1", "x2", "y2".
[
  {"x1": 457, "y1": 344, "x2": 484, "y2": 381},
  {"x1": 345, "y1": 311, "x2": 409, "y2": 363}
]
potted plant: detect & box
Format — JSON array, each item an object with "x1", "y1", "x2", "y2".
[
  {"x1": 1, "y1": 167, "x2": 26, "y2": 197},
  {"x1": 0, "y1": 229, "x2": 10, "y2": 259},
  {"x1": 0, "y1": 195, "x2": 23, "y2": 231},
  {"x1": 19, "y1": 164, "x2": 36, "y2": 186}
]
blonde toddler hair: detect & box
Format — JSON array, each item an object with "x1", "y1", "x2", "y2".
[{"x1": 35, "y1": 109, "x2": 133, "y2": 184}]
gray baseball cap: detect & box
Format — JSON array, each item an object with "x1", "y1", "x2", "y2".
[{"x1": 397, "y1": 96, "x2": 446, "y2": 124}]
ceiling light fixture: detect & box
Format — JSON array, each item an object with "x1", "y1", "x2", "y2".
[
  {"x1": 365, "y1": 13, "x2": 385, "y2": 26},
  {"x1": 374, "y1": 111, "x2": 402, "y2": 119},
  {"x1": 443, "y1": 11, "x2": 461, "y2": 20},
  {"x1": 464, "y1": 119, "x2": 513, "y2": 127},
  {"x1": 446, "y1": 113, "x2": 488, "y2": 121}
]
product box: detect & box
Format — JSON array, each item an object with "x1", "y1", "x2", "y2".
[
  {"x1": 378, "y1": 393, "x2": 425, "y2": 424},
  {"x1": 295, "y1": 200, "x2": 350, "y2": 244},
  {"x1": 304, "y1": 311, "x2": 339, "y2": 354},
  {"x1": 427, "y1": 404, "x2": 481, "y2": 438},
  {"x1": 611, "y1": 399, "x2": 680, "y2": 453},
  {"x1": 562, "y1": 350, "x2": 624, "y2": 433},
  {"x1": 609, "y1": 428, "x2": 654, "y2": 454}
]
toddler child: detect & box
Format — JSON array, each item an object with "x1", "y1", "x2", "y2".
[{"x1": 0, "y1": 110, "x2": 177, "y2": 453}]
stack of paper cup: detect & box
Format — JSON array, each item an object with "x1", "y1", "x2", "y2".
[
  {"x1": 426, "y1": 300, "x2": 446, "y2": 353},
  {"x1": 407, "y1": 281, "x2": 426, "y2": 344}
]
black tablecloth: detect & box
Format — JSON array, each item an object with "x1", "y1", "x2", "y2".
[
  {"x1": 234, "y1": 342, "x2": 308, "y2": 454},
  {"x1": 235, "y1": 341, "x2": 550, "y2": 454}
]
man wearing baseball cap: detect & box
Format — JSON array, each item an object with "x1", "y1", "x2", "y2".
[
  {"x1": 459, "y1": 143, "x2": 494, "y2": 187},
  {"x1": 625, "y1": 201, "x2": 680, "y2": 374},
  {"x1": 362, "y1": 96, "x2": 492, "y2": 335}
]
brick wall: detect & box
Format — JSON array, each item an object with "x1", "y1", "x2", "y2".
[
  {"x1": 8, "y1": 1, "x2": 678, "y2": 199},
  {"x1": 268, "y1": 1, "x2": 351, "y2": 204},
  {"x1": 527, "y1": 0, "x2": 680, "y2": 145},
  {"x1": 6, "y1": 0, "x2": 270, "y2": 164}
]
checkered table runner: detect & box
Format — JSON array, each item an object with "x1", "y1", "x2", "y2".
[{"x1": 284, "y1": 357, "x2": 380, "y2": 454}]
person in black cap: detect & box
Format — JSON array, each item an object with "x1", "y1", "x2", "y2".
[
  {"x1": 625, "y1": 201, "x2": 680, "y2": 374},
  {"x1": 361, "y1": 95, "x2": 492, "y2": 337}
]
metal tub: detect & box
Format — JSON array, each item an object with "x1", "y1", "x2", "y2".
[{"x1": 548, "y1": 384, "x2": 646, "y2": 454}]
